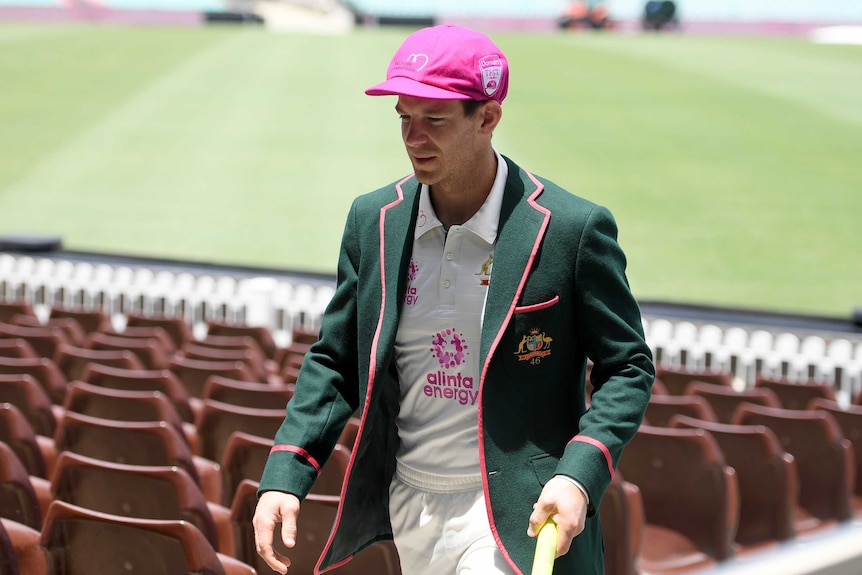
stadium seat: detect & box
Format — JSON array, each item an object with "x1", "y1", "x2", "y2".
[
  {"x1": 168, "y1": 356, "x2": 256, "y2": 399},
  {"x1": 124, "y1": 311, "x2": 194, "y2": 351},
  {"x1": 0, "y1": 517, "x2": 47, "y2": 575},
  {"x1": 806, "y1": 398, "x2": 862, "y2": 515},
  {"x1": 0, "y1": 357, "x2": 66, "y2": 405},
  {"x1": 599, "y1": 472, "x2": 644, "y2": 575},
  {"x1": 0, "y1": 321, "x2": 69, "y2": 365},
  {"x1": 104, "y1": 324, "x2": 176, "y2": 354},
  {"x1": 86, "y1": 331, "x2": 171, "y2": 371},
  {"x1": 0, "y1": 374, "x2": 57, "y2": 437},
  {"x1": 230, "y1": 479, "x2": 401, "y2": 575},
  {"x1": 53, "y1": 411, "x2": 220, "y2": 504},
  {"x1": 9, "y1": 314, "x2": 86, "y2": 348},
  {"x1": 179, "y1": 343, "x2": 267, "y2": 383},
  {"x1": 0, "y1": 302, "x2": 35, "y2": 324},
  {"x1": 0, "y1": 403, "x2": 53, "y2": 479},
  {"x1": 684, "y1": 381, "x2": 781, "y2": 424},
  {"x1": 644, "y1": 393, "x2": 718, "y2": 427},
  {"x1": 753, "y1": 375, "x2": 837, "y2": 410},
  {"x1": 732, "y1": 403, "x2": 854, "y2": 531},
  {"x1": 201, "y1": 375, "x2": 293, "y2": 410},
  {"x1": 220, "y1": 432, "x2": 350, "y2": 507},
  {"x1": 54, "y1": 343, "x2": 144, "y2": 383},
  {"x1": 205, "y1": 320, "x2": 278, "y2": 360},
  {"x1": 50, "y1": 451, "x2": 227, "y2": 553},
  {"x1": 617, "y1": 425, "x2": 738, "y2": 573},
  {"x1": 49, "y1": 306, "x2": 112, "y2": 335},
  {"x1": 195, "y1": 399, "x2": 286, "y2": 464},
  {"x1": 0, "y1": 338, "x2": 37, "y2": 360},
  {"x1": 80, "y1": 363, "x2": 195, "y2": 423},
  {"x1": 40, "y1": 499, "x2": 255, "y2": 575},
  {"x1": 655, "y1": 366, "x2": 734, "y2": 395},
  {"x1": 0, "y1": 441, "x2": 43, "y2": 530},
  {"x1": 669, "y1": 415, "x2": 797, "y2": 551},
  {"x1": 62, "y1": 381, "x2": 193, "y2": 448}
]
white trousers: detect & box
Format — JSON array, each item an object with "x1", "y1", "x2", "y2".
[{"x1": 388, "y1": 472, "x2": 517, "y2": 575}]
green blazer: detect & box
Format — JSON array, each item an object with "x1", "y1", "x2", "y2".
[{"x1": 259, "y1": 156, "x2": 654, "y2": 575}]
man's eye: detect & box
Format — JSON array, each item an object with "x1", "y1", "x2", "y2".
[{"x1": 399, "y1": 115, "x2": 409, "y2": 121}]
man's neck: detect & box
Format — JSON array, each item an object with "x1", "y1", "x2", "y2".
[{"x1": 430, "y1": 150, "x2": 498, "y2": 228}]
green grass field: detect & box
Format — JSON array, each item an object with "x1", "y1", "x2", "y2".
[{"x1": 0, "y1": 23, "x2": 860, "y2": 318}]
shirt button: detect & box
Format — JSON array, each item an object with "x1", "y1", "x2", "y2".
[
  {"x1": 446, "y1": 253, "x2": 454, "y2": 261},
  {"x1": 443, "y1": 279, "x2": 451, "y2": 289}
]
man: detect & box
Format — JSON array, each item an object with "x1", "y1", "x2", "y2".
[{"x1": 253, "y1": 24, "x2": 653, "y2": 575}]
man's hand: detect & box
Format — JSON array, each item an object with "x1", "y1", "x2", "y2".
[
  {"x1": 527, "y1": 476, "x2": 589, "y2": 558},
  {"x1": 253, "y1": 491, "x2": 301, "y2": 574}
]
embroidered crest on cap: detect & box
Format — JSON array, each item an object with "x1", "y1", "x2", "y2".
[{"x1": 479, "y1": 55, "x2": 503, "y2": 97}]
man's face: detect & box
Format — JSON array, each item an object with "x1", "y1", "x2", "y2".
[{"x1": 395, "y1": 95, "x2": 487, "y2": 188}]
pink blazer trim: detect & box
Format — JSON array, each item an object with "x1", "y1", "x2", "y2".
[
  {"x1": 570, "y1": 435, "x2": 615, "y2": 479},
  {"x1": 316, "y1": 174, "x2": 412, "y2": 575},
  {"x1": 478, "y1": 170, "x2": 548, "y2": 575},
  {"x1": 270, "y1": 444, "x2": 322, "y2": 475},
  {"x1": 513, "y1": 294, "x2": 559, "y2": 314}
]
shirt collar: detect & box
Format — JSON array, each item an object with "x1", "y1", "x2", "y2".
[{"x1": 414, "y1": 149, "x2": 508, "y2": 244}]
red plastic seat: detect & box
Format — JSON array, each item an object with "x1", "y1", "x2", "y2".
[
  {"x1": 0, "y1": 357, "x2": 66, "y2": 405},
  {"x1": 195, "y1": 399, "x2": 285, "y2": 464},
  {"x1": 0, "y1": 517, "x2": 47, "y2": 575},
  {"x1": 230, "y1": 479, "x2": 401, "y2": 575},
  {"x1": 49, "y1": 306, "x2": 112, "y2": 335},
  {"x1": 655, "y1": 366, "x2": 733, "y2": 395},
  {"x1": 669, "y1": 415, "x2": 797, "y2": 551},
  {"x1": 124, "y1": 312, "x2": 194, "y2": 351},
  {"x1": 599, "y1": 472, "x2": 644, "y2": 575},
  {"x1": 0, "y1": 338, "x2": 37, "y2": 360},
  {"x1": 202, "y1": 376, "x2": 293, "y2": 410},
  {"x1": 0, "y1": 302, "x2": 35, "y2": 324},
  {"x1": 40, "y1": 499, "x2": 256, "y2": 575},
  {"x1": 0, "y1": 322, "x2": 69, "y2": 364},
  {"x1": 685, "y1": 381, "x2": 781, "y2": 424},
  {"x1": 732, "y1": 403, "x2": 854, "y2": 531},
  {"x1": 169, "y1": 356, "x2": 256, "y2": 399},
  {"x1": 10, "y1": 315, "x2": 85, "y2": 348},
  {"x1": 807, "y1": 398, "x2": 862, "y2": 516},
  {"x1": 754, "y1": 375, "x2": 837, "y2": 410},
  {"x1": 86, "y1": 331, "x2": 171, "y2": 371},
  {"x1": 205, "y1": 320, "x2": 278, "y2": 360},
  {"x1": 54, "y1": 343, "x2": 144, "y2": 384},
  {"x1": 0, "y1": 374, "x2": 56, "y2": 437},
  {"x1": 0, "y1": 403, "x2": 51, "y2": 478},
  {"x1": 0, "y1": 441, "x2": 42, "y2": 530},
  {"x1": 618, "y1": 425, "x2": 738, "y2": 573},
  {"x1": 644, "y1": 393, "x2": 718, "y2": 427}
]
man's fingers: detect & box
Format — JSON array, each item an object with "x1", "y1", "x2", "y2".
[
  {"x1": 281, "y1": 516, "x2": 297, "y2": 548},
  {"x1": 253, "y1": 491, "x2": 301, "y2": 574}
]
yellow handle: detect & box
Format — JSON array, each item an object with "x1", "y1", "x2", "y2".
[{"x1": 530, "y1": 519, "x2": 558, "y2": 575}]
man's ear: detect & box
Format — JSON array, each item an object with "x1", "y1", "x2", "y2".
[{"x1": 480, "y1": 101, "x2": 503, "y2": 134}]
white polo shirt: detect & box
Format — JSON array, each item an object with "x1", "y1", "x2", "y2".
[{"x1": 393, "y1": 151, "x2": 507, "y2": 489}]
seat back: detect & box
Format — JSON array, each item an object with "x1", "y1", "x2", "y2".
[
  {"x1": 685, "y1": 381, "x2": 781, "y2": 424},
  {"x1": 79, "y1": 363, "x2": 194, "y2": 423},
  {"x1": 50, "y1": 451, "x2": 218, "y2": 550},
  {"x1": 754, "y1": 375, "x2": 836, "y2": 410},
  {"x1": 86, "y1": 332, "x2": 170, "y2": 371},
  {"x1": 196, "y1": 399, "x2": 285, "y2": 463},
  {"x1": 807, "y1": 398, "x2": 862, "y2": 498},
  {"x1": 54, "y1": 344, "x2": 143, "y2": 386},
  {"x1": 0, "y1": 302, "x2": 35, "y2": 324},
  {"x1": 230, "y1": 480, "x2": 400, "y2": 575},
  {"x1": 124, "y1": 312, "x2": 193, "y2": 352},
  {"x1": 202, "y1": 376, "x2": 293, "y2": 410},
  {"x1": 11, "y1": 315, "x2": 85, "y2": 348},
  {"x1": 205, "y1": 320, "x2": 277, "y2": 360},
  {"x1": 644, "y1": 393, "x2": 717, "y2": 427},
  {"x1": 0, "y1": 322, "x2": 68, "y2": 364},
  {"x1": 599, "y1": 472, "x2": 644, "y2": 575},
  {"x1": 0, "y1": 441, "x2": 41, "y2": 529},
  {"x1": 168, "y1": 356, "x2": 255, "y2": 399},
  {"x1": 0, "y1": 403, "x2": 46, "y2": 478},
  {"x1": 732, "y1": 403, "x2": 853, "y2": 524},
  {"x1": 0, "y1": 357, "x2": 66, "y2": 405},
  {"x1": 0, "y1": 517, "x2": 48, "y2": 575},
  {"x1": 54, "y1": 411, "x2": 199, "y2": 485},
  {"x1": 0, "y1": 339, "x2": 37, "y2": 360},
  {"x1": 655, "y1": 366, "x2": 733, "y2": 395},
  {"x1": 40, "y1": 500, "x2": 226, "y2": 575},
  {"x1": 617, "y1": 425, "x2": 738, "y2": 562},
  {"x1": 181, "y1": 341, "x2": 267, "y2": 382},
  {"x1": 669, "y1": 415, "x2": 797, "y2": 547},
  {"x1": 0, "y1": 374, "x2": 56, "y2": 437},
  {"x1": 63, "y1": 381, "x2": 185, "y2": 435},
  {"x1": 49, "y1": 307, "x2": 112, "y2": 336}
]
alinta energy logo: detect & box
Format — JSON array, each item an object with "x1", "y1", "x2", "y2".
[
  {"x1": 404, "y1": 258, "x2": 419, "y2": 306},
  {"x1": 425, "y1": 328, "x2": 478, "y2": 406}
]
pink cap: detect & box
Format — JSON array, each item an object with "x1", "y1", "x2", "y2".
[{"x1": 365, "y1": 25, "x2": 508, "y2": 104}]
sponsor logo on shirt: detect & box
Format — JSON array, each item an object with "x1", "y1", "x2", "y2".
[
  {"x1": 425, "y1": 328, "x2": 477, "y2": 406},
  {"x1": 404, "y1": 258, "x2": 420, "y2": 306},
  {"x1": 474, "y1": 254, "x2": 492, "y2": 286}
]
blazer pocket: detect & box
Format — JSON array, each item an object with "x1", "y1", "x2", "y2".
[
  {"x1": 514, "y1": 295, "x2": 560, "y2": 314},
  {"x1": 530, "y1": 451, "x2": 564, "y2": 486}
]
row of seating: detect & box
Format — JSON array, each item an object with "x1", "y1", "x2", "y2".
[{"x1": 602, "y1": 365, "x2": 862, "y2": 574}]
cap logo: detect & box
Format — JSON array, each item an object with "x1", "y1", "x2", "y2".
[
  {"x1": 406, "y1": 53, "x2": 429, "y2": 71},
  {"x1": 479, "y1": 54, "x2": 503, "y2": 97}
]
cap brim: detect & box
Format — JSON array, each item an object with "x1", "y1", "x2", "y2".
[{"x1": 365, "y1": 77, "x2": 470, "y2": 100}]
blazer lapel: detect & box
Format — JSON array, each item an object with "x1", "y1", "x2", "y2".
[{"x1": 480, "y1": 159, "x2": 549, "y2": 367}]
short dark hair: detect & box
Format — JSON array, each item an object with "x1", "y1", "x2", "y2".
[{"x1": 462, "y1": 100, "x2": 486, "y2": 116}]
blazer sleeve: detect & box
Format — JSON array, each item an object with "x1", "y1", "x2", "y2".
[
  {"x1": 258, "y1": 200, "x2": 363, "y2": 500},
  {"x1": 557, "y1": 204, "x2": 654, "y2": 513}
]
